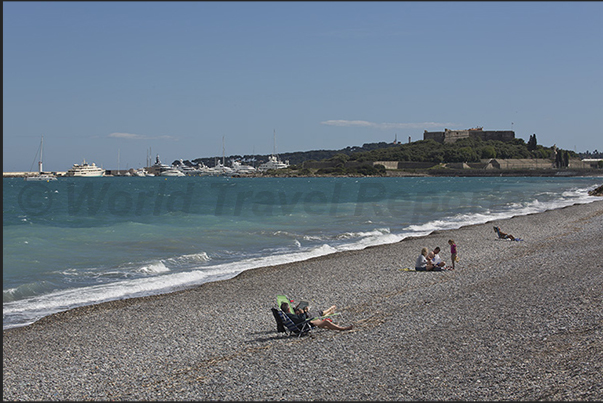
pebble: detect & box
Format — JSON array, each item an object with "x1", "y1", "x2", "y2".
[{"x1": 3, "y1": 201, "x2": 603, "y2": 400}]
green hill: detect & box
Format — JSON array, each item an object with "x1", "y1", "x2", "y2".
[{"x1": 179, "y1": 136, "x2": 583, "y2": 174}]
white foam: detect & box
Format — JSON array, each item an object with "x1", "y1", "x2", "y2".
[
  {"x1": 5, "y1": 182, "x2": 600, "y2": 330},
  {"x1": 165, "y1": 252, "x2": 211, "y2": 265},
  {"x1": 138, "y1": 261, "x2": 170, "y2": 274},
  {"x1": 2, "y1": 243, "x2": 343, "y2": 329}
]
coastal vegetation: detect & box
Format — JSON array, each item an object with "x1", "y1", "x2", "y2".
[
  {"x1": 344, "y1": 136, "x2": 569, "y2": 164},
  {"x1": 186, "y1": 136, "x2": 582, "y2": 167},
  {"x1": 173, "y1": 136, "x2": 601, "y2": 177}
]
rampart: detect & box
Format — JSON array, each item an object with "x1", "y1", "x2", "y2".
[{"x1": 424, "y1": 128, "x2": 515, "y2": 143}]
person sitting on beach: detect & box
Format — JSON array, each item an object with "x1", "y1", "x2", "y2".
[
  {"x1": 427, "y1": 247, "x2": 446, "y2": 268},
  {"x1": 280, "y1": 302, "x2": 353, "y2": 331},
  {"x1": 493, "y1": 226, "x2": 516, "y2": 241},
  {"x1": 415, "y1": 247, "x2": 437, "y2": 271}
]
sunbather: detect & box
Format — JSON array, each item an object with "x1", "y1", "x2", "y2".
[
  {"x1": 493, "y1": 226, "x2": 516, "y2": 241},
  {"x1": 280, "y1": 302, "x2": 353, "y2": 331}
]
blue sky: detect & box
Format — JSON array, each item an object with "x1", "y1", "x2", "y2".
[{"x1": 3, "y1": 1, "x2": 602, "y2": 172}]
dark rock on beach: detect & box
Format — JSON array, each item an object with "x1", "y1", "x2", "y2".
[
  {"x1": 588, "y1": 184, "x2": 603, "y2": 196},
  {"x1": 3, "y1": 201, "x2": 603, "y2": 401}
]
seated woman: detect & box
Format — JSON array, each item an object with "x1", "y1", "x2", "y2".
[
  {"x1": 280, "y1": 302, "x2": 353, "y2": 331},
  {"x1": 494, "y1": 226, "x2": 516, "y2": 241},
  {"x1": 415, "y1": 247, "x2": 437, "y2": 271}
]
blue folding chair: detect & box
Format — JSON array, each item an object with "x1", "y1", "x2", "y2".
[{"x1": 276, "y1": 309, "x2": 313, "y2": 338}]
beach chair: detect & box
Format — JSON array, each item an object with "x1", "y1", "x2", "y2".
[
  {"x1": 494, "y1": 226, "x2": 523, "y2": 241},
  {"x1": 276, "y1": 309, "x2": 313, "y2": 337},
  {"x1": 272, "y1": 294, "x2": 340, "y2": 336}
]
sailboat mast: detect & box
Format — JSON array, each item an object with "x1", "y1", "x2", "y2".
[{"x1": 39, "y1": 135, "x2": 44, "y2": 173}]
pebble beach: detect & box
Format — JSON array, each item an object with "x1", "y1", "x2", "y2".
[{"x1": 3, "y1": 200, "x2": 603, "y2": 401}]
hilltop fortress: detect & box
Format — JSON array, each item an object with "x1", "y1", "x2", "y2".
[{"x1": 424, "y1": 127, "x2": 515, "y2": 143}]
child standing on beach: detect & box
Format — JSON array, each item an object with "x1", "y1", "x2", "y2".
[{"x1": 448, "y1": 239, "x2": 458, "y2": 270}]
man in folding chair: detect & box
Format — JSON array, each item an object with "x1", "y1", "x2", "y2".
[{"x1": 280, "y1": 302, "x2": 353, "y2": 332}]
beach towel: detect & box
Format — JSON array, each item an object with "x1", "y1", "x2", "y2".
[{"x1": 276, "y1": 295, "x2": 294, "y2": 313}]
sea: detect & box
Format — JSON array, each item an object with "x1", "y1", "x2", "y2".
[{"x1": 3, "y1": 175, "x2": 602, "y2": 329}]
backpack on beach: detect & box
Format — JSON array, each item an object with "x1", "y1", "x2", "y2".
[{"x1": 271, "y1": 307, "x2": 286, "y2": 333}]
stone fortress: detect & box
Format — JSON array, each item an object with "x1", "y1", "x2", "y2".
[{"x1": 423, "y1": 127, "x2": 515, "y2": 143}]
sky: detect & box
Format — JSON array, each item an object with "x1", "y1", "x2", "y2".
[{"x1": 3, "y1": 1, "x2": 602, "y2": 172}]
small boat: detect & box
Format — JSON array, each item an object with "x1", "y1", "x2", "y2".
[{"x1": 25, "y1": 135, "x2": 57, "y2": 181}]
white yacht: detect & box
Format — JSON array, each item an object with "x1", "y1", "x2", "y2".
[
  {"x1": 231, "y1": 160, "x2": 257, "y2": 174},
  {"x1": 160, "y1": 167, "x2": 186, "y2": 177},
  {"x1": 177, "y1": 160, "x2": 205, "y2": 176},
  {"x1": 65, "y1": 160, "x2": 105, "y2": 177},
  {"x1": 210, "y1": 161, "x2": 234, "y2": 176},
  {"x1": 133, "y1": 167, "x2": 153, "y2": 177},
  {"x1": 149, "y1": 154, "x2": 172, "y2": 176},
  {"x1": 257, "y1": 129, "x2": 290, "y2": 172},
  {"x1": 257, "y1": 155, "x2": 289, "y2": 172},
  {"x1": 194, "y1": 162, "x2": 213, "y2": 176}
]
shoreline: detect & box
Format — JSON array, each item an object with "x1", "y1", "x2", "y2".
[
  {"x1": 4, "y1": 169, "x2": 603, "y2": 178},
  {"x1": 3, "y1": 200, "x2": 603, "y2": 400}
]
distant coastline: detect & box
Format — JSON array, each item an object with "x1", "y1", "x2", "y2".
[{"x1": 4, "y1": 168, "x2": 603, "y2": 178}]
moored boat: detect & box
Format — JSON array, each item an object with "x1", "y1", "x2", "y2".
[
  {"x1": 257, "y1": 155, "x2": 289, "y2": 171},
  {"x1": 257, "y1": 130, "x2": 289, "y2": 172},
  {"x1": 65, "y1": 160, "x2": 105, "y2": 177},
  {"x1": 25, "y1": 135, "x2": 58, "y2": 181},
  {"x1": 160, "y1": 167, "x2": 186, "y2": 177}
]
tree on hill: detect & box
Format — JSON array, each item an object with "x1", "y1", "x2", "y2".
[{"x1": 527, "y1": 134, "x2": 538, "y2": 151}]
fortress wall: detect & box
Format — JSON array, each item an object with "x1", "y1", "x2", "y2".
[
  {"x1": 373, "y1": 161, "x2": 400, "y2": 170},
  {"x1": 423, "y1": 130, "x2": 515, "y2": 143},
  {"x1": 476, "y1": 131, "x2": 515, "y2": 142},
  {"x1": 444, "y1": 130, "x2": 470, "y2": 143},
  {"x1": 423, "y1": 131, "x2": 445, "y2": 142}
]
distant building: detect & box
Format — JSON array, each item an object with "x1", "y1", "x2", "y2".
[{"x1": 424, "y1": 127, "x2": 515, "y2": 143}]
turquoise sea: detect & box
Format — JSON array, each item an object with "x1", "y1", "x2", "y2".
[{"x1": 3, "y1": 176, "x2": 602, "y2": 329}]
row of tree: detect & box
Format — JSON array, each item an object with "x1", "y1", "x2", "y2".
[{"x1": 555, "y1": 149, "x2": 570, "y2": 168}]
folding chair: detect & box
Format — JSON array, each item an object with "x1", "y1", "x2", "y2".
[{"x1": 276, "y1": 309, "x2": 313, "y2": 338}]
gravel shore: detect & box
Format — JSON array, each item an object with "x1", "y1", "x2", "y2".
[{"x1": 4, "y1": 201, "x2": 603, "y2": 401}]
